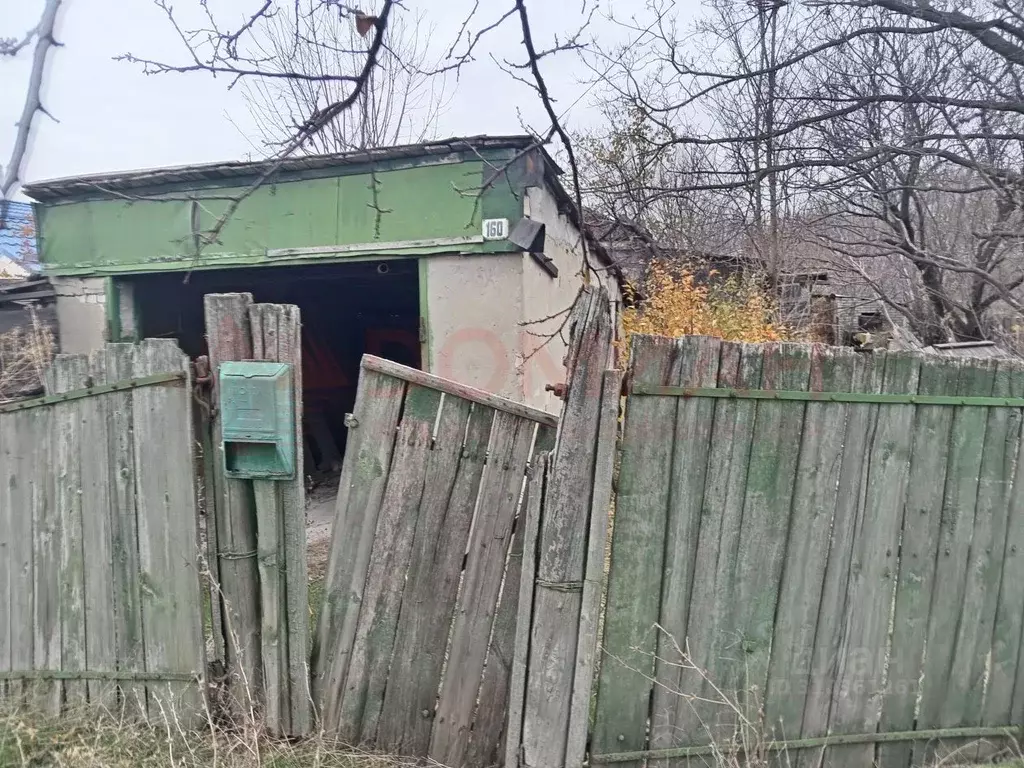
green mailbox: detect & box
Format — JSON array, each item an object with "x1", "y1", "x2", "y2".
[{"x1": 219, "y1": 361, "x2": 296, "y2": 480}]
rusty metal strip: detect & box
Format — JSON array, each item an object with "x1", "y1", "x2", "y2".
[
  {"x1": 589, "y1": 725, "x2": 1018, "y2": 763},
  {"x1": 0, "y1": 371, "x2": 186, "y2": 414},
  {"x1": 632, "y1": 384, "x2": 1024, "y2": 408}
]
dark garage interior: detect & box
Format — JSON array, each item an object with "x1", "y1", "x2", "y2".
[{"x1": 125, "y1": 258, "x2": 421, "y2": 477}]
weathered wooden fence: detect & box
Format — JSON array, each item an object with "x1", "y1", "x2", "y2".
[
  {"x1": 11, "y1": 286, "x2": 1021, "y2": 768},
  {"x1": 311, "y1": 353, "x2": 556, "y2": 768},
  {"x1": 585, "y1": 337, "x2": 1024, "y2": 768},
  {"x1": 0, "y1": 341, "x2": 205, "y2": 721}
]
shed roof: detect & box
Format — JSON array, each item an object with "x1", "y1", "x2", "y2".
[
  {"x1": 924, "y1": 340, "x2": 1016, "y2": 360},
  {"x1": 22, "y1": 135, "x2": 551, "y2": 202},
  {"x1": 22, "y1": 135, "x2": 619, "y2": 277}
]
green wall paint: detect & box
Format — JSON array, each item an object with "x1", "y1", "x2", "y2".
[{"x1": 38, "y1": 156, "x2": 528, "y2": 276}]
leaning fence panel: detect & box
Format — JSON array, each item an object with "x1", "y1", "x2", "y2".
[{"x1": 312, "y1": 354, "x2": 555, "y2": 768}]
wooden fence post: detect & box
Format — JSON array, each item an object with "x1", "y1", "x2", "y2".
[
  {"x1": 519, "y1": 286, "x2": 615, "y2": 768},
  {"x1": 250, "y1": 303, "x2": 312, "y2": 736},
  {"x1": 565, "y1": 369, "x2": 622, "y2": 768},
  {"x1": 204, "y1": 294, "x2": 262, "y2": 713}
]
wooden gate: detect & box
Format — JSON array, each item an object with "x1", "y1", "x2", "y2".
[
  {"x1": 312, "y1": 354, "x2": 556, "y2": 767},
  {"x1": 0, "y1": 341, "x2": 206, "y2": 721}
]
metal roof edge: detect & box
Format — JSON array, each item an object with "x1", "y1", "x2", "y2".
[{"x1": 23, "y1": 135, "x2": 540, "y2": 202}]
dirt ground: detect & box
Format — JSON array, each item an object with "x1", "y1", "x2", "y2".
[{"x1": 305, "y1": 473, "x2": 339, "y2": 579}]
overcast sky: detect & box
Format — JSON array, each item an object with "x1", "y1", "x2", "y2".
[{"x1": 0, "y1": 0, "x2": 696, "y2": 194}]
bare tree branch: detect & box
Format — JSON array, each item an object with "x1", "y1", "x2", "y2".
[{"x1": 1, "y1": 0, "x2": 64, "y2": 225}]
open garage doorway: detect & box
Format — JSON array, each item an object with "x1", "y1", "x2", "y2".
[{"x1": 124, "y1": 258, "x2": 421, "y2": 559}]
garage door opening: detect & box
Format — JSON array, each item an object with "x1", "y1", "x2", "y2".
[{"x1": 126, "y1": 258, "x2": 421, "y2": 487}]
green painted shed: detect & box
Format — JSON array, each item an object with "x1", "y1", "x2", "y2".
[{"x1": 24, "y1": 136, "x2": 621, "y2": 466}]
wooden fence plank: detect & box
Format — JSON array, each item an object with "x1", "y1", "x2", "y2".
[
  {"x1": 249, "y1": 306, "x2": 289, "y2": 736},
  {"x1": 192, "y1": 355, "x2": 225, "y2": 668},
  {"x1": 362, "y1": 354, "x2": 558, "y2": 428},
  {"x1": 9, "y1": 411, "x2": 40, "y2": 712},
  {"x1": 934, "y1": 358, "x2": 1012, "y2": 763},
  {"x1": 253, "y1": 479, "x2": 288, "y2": 734},
  {"x1": 430, "y1": 410, "x2": 536, "y2": 768},
  {"x1": 465, "y1": 470, "x2": 532, "y2": 768},
  {"x1": 647, "y1": 337, "x2": 721, "y2": 762},
  {"x1": 828, "y1": 352, "x2": 921, "y2": 768},
  {"x1": 797, "y1": 351, "x2": 885, "y2": 768},
  {"x1": 81, "y1": 352, "x2": 118, "y2": 710},
  {"x1": 0, "y1": 414, "x2": 11, "y2": 703},
  {"x1": 764, "y1": 346, "x2": 857, "y2": 741},
  {"x1": 966, "y1": 360, "x2": 1024, "y2": 763},
  {"x1": 876, "y1": 356, "x2": 961, "y2": 768},
  {"x1": 251, "y1": 303, "x2": 311, "y2": 735},
  {"x1": 730, "y1": 343, "x2": 812, "y2": 722},
  {"x1": 988, "y1": 366, "x2": 1024, "y2": 729},
  {"x1": 132, "y1": 340, "x2": 205, "y2": 722},
  {"x1": 376, "y1": 395, "x2": 482, "y2": 756},
  {"x1": 565, "y1": 370, "x2": 623, "y2": 768},
  {"x1": 312, "y1": 367, "x2": 405, "y2": 730},
  {"x1": 49, "y1": 355, "x2": 90, "y2": 710},
  {"x1": 912, "y1": 359, "x2": 997, "y2": 766},
  {"x1": 204, "y1": 293, "x2": 262, "y2": 711},
  {"x1": 29, "y1": 399, "x2": 58, "y2": 714},
  {"x1": 338, "y1": 386, "x2": 441, "y2": 745},
  {"x1": 947, "y1": 359, "x2": 1016, "y2": 720},
  {"x1": 668, "y1": 342, "x2": 762, "y2": 762},
  {"x1": 102, "y1": 344, "x2": 147, "y2": 715},
  {"x1": 504, "y1": 454, "x2": 547, "y2": 768},
  {"x1": 590, "y1": 335, "x2": 685, "y2": 768},
  {"x1": 524, "y1": 287, "x2": 613, "y2": 768}
]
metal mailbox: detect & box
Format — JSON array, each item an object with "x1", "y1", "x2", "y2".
[{"x1": 219, "y1": 361, "x2": 296, "y2": 480}]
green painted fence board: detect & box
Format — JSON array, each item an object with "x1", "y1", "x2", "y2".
[
  {"x1": 591, "y1": 335, "x2": 686, "y2": 768},
  {"x1": 990, "y1": 366, "x2": 1024, "y2": 729},
  {"x1": 668, "y1": 342, "x2": 763, "y2": 764},
  {"x1": 828, "y1": 352, "x2": 920, "y2": 768},
  {"x1": 731, "y1": 343, "x2": 811, "y2": 722},
  {"x1": 913, "y1": 360, "x2": 997, "y2": 766},
  {"x1": 764, "y1": 346, "x2": 857, "y2": 740},
  {"x1": 877, "y1": 356, "x2": 961, "y2": 768},
  {"x1": 796, "y1": 351, "x2": 884, "y2": 768},
  {"x1": 648, "y1": 337, "x2": 721, "y2": 762},
  {"x1": 948, "y1": 360, "x2": 1021, "y2": 764}
]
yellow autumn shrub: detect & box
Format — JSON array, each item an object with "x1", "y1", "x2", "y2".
[{"x1": 621, "y1": 261, "x2": 787, "y2": 355}]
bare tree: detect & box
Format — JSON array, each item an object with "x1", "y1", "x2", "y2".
[
  {"x1": 125, "y1": 0, "x2": 603, "y2": 279},
  {"x1": 586, "y1": 0, "x2": 1024, "y2": 344},
  {"x1": 1, "y1": 0, "x2": 64, "y2": 223},
  {"x1": 242, "y1": 1, "x2": 449, "y2": 154},
  {"x1": 793, "y1": 14, "x2": 1024, "y2": 343},
  {"x1": 583, "y1": 0, "x2": 815, "y2": 281}
]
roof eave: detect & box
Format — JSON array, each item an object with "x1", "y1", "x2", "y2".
[{"x1": 23, "y1": 135, "x2": 541, "y2": 203}]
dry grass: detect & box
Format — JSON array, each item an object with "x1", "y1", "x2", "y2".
[
  {"x1": 0, "y1": 703, "x2": 414, "y2": 768},
  {"x1": 602, "y1": 625, "x2": 1024, "y2": 768},
  {"x1": 0, "y1": 309, "x2": 55, "y2": 402}
]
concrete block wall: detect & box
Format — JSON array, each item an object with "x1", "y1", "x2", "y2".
[{"x1": 51, "y1": 276, "x2": 108, "y2": 354}]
